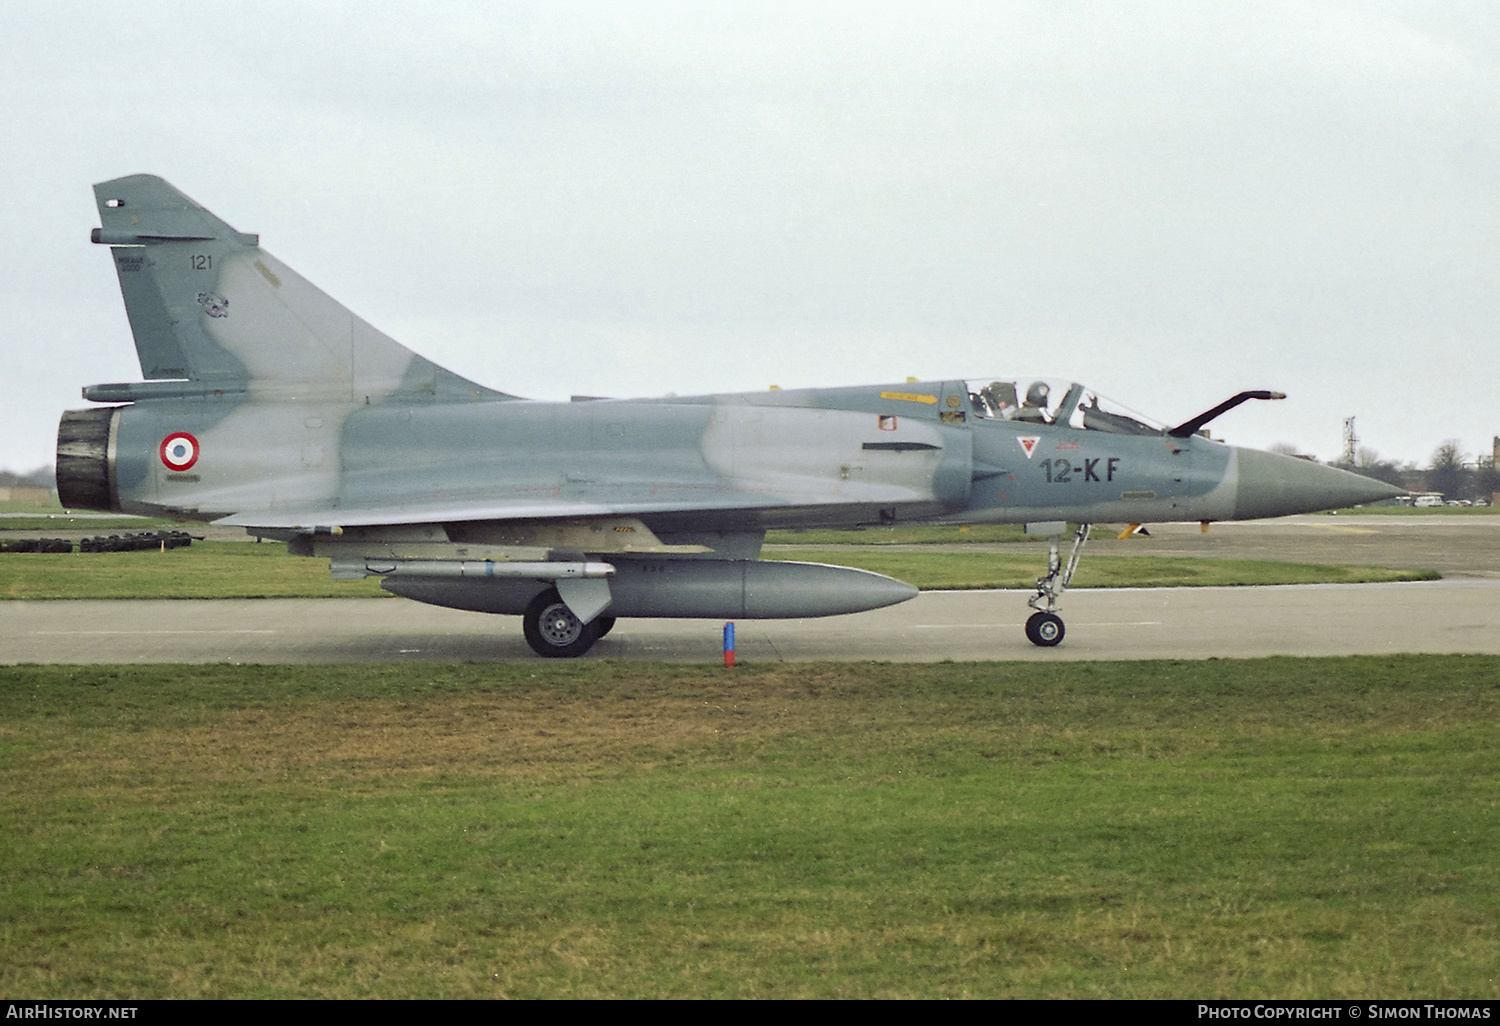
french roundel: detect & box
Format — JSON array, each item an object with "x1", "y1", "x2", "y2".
[{"x1": 159, "y1": 432, "x2": 200, "y2": 472}]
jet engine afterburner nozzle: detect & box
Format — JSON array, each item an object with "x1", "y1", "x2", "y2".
[{"x1": 56, "y1": 407, "x2": 122, "y2": 512}]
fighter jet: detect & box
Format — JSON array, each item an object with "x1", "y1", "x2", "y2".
[{"x1": 57, "y1": 175, "x2": 1401, "y2": 656}]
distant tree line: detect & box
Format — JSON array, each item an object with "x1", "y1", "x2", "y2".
[
  {"x1": 1332, "y1": 439, "x2": 1498, "y2": 503},
  {"x1": 0, "y1": 467, "x2": 54, "y2": 490}
]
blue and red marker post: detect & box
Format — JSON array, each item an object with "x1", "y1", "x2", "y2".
[{"x1": 723, "y1": 622, "x2": 735, "y2": 668}]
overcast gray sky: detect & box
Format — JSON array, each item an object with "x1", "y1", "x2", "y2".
[{"x1": 3, "y1": 0, "x2": 1497, "y2": 474}]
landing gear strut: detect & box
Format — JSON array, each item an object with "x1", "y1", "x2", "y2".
[{"x1": 1025, "y1": 523, "x2": 1091, "y2": 647}]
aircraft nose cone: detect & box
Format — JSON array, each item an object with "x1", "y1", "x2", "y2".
[{"x1": 1232, "y1": 447, "x2": 1405, "y2": 519}]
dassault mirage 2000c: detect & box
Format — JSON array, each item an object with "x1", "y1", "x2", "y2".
[{"x1": 57, "y1": 175, "x2": 1401, "y2": 656}]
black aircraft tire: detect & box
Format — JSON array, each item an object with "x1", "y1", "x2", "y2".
[
  {"x1": 1025, "y1": 611, "x2": 1065, "y2": 647},
  {"x1": 523, "y1": 590, "x2": 599, "y2": 658},
  {"x1": 594, "y1": 616, "x2": 617, "y2": 639}
]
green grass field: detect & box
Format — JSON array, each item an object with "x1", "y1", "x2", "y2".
[
  {"x1": 0, "y1": 542, "x2": 389, "y2": 599},
  {"x1": 763, "y1": 510, "x2": 1494, "y2": 549},
  {"x1": 0, "y1": 499, "x2": 62, "y2": 515},
  {"x1": 0, "y1": 540, "x2": 1435, "y2": 599},
  {"x1": 0, "y1": 515, "x2": 179, "y2": 532},
  {"x1": 2, "y1": 657, "x2": 1496, "y2": 998},
  {"x1": 769, "y1": 550, "x2": 1434, "y2": 589}
]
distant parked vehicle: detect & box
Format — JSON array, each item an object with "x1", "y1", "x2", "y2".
[{"x1": 1415, "y1": 495, "x2": 1444, "y2": 507}]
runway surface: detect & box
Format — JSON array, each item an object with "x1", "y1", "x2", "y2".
[
  {"x1": 3, "y1": 514, "x2": 1497, "y2": 664},
  {"x1": 3, "y1": 579, "x2": 1498, "y2": 664}
]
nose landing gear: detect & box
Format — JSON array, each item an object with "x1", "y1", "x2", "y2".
[{"x1": 1024, "y1": 522, "x2": 1091, "y2": 647}]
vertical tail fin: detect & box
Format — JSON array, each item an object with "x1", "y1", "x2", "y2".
[{"x1": 91, "y1": 174, "x2": 510, "y2": 403}]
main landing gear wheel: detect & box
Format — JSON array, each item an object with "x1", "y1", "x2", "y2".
[
  {"x1": 523, "y1": 590, "x2": 601, "y2": 658},
  {"x1": 1025, "y1": 611, "x2": 1065, "y2": 647}
]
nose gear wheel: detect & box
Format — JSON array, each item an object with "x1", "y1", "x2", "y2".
[
  {"x1": 1025, "y1": 611, "x2": 1065, "y2": 646},
  {"x1": 1025, "y1": 523, "x2": 1090, "y2": 647}
]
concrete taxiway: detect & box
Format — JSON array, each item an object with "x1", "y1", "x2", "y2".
[
  {"x1": 2, "y1": 579, "x2": 1497, "y2": 664},
  {"x1": 2, "y1": 514, "x2": 1497, "y2": 664}
]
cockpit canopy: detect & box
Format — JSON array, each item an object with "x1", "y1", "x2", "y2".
[{"x1": 964, "y1": 379, "x2": 1164, "y2": 436}]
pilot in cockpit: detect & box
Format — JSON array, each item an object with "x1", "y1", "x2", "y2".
[
  {"x1": 1012, "y1": 381, "x2": 1051, "y2": 423},
  {"x1": 974, "y1": 380, "x2": 1018, "y2": 419}
]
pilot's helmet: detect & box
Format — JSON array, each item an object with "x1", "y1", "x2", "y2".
[{"x1": 1024, "y1": 381, "x2": 1050, "y2": 407}]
